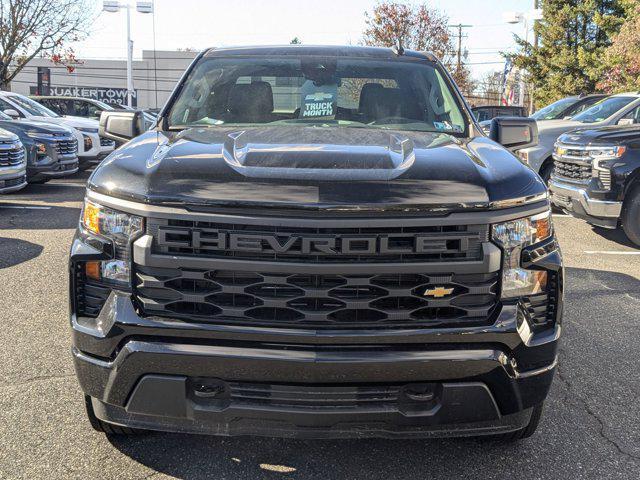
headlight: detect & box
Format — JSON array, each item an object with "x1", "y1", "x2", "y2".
[
  {"x1": 81, "y1": 200, "x2": 143, "y2": 285},
  {"x1": 588, "y1": 145, "x2": 625, "y2": 158},
  {"x1": 517, "y1": 150, "x2": 529, "y2": 164},
  {"x1": 492, "y1": 210, "x2": 552, "y2": 298},
  {"x1": 83, "y1": 134, "x2": 93, "y2": 150}
]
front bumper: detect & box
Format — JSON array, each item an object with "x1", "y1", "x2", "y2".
[
  {"x1": 0, "y1": 163, "x2": 27, "y2": 193},
  {"x1": 549, "y1": 178, "x2": 622, "y2": 228},
  {"x1": 72, "y1": 287, "x2": 560, "y2": 438},
  {"x1": 27, "y1": 154, "x2": 79, "y2": 181}
]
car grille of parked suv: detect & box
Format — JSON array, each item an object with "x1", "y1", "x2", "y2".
[
  {"x1": 0, "y1": 140, "x2": 25, "y2": 166},
  {"x1": 100, "y1": 138, "x2": 115, "y2": 147},
  {"x1": 127, "y1": 217, "x2": 500, "y2": 329},
  {"x1": 54, "y1": 137, "x2": 78, "y2": 156}
]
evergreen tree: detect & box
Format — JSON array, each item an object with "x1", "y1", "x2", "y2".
[{"x1": 511, "y1": 0, "x2": 626, "y2": 106}]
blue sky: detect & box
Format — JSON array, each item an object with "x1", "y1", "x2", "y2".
[{"x1": 74, "y1": 0, "x2": 535, "y2": 80}]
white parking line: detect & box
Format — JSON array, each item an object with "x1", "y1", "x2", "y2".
[
  {"x1": 0, "y1": 205, "x2": 51, "y2": 210},
  {"x1": 584, "y1": 250, "x2": 640, "y2": 255}
]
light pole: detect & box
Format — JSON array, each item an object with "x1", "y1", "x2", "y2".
[
  {"x1": 103, "y1": 1, "x2": 153, "y2": 108},
  {"x1": 504, "y1": 8, "x2": 543, "y2": 109}
]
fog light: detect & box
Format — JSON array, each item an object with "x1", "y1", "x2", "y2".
[
  {"x1": 36, "y1": 143, "x2": 47, "y2": 155},
  {"x1": 84, "y1": 259, "x2": 131, "y2": 284},
  {"x1": 83, "y1": 135, "x2": 93, "y2": 150}
]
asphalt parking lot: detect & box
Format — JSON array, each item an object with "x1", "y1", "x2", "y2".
[{"x1": 1, "y1": 172, "x2": 639, "y2": 480}]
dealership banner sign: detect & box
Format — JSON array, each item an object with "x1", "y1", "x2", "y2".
[{"x1": 29, "y1": 85, "x2": 137, "y2": 107}]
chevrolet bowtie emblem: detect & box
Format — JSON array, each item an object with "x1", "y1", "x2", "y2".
[{"x1": 423, "y1": 286, "x2": 454, "y2": 298}]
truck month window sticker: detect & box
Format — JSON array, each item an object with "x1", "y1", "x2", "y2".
[{"x1": 299, "y1": 81, "x2": 337, "y2": 120}]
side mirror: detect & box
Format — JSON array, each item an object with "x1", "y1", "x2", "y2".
[
  {"x1": 489, "y1": 116, "x2": 538, "y2": 151},
  {"x1": 3, "y1": 108, "x2": 20, "y2": 119},
  {"x1": 99, "y1": 110, "x2": 145, "y2": 143}
]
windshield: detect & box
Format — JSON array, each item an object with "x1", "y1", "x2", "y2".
[
  {"x1": 531, "y1": 97, "x2": 577, "y2": 120},
  {"x1": 168, "y1": 55, "x2": 467, "y2": 134},
  {"x1": 572, "y1": 96, "x2": 635, "y2": 123},
  {"x1": 8, "y1": 94, "x2": 59, "y2": 118}
]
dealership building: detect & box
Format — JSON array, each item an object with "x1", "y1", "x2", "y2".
[{"x1": 9, "y1": 50, "x2": 198, "y2": 109}]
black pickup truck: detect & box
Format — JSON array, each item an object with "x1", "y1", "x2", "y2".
[
  {"x1": 549, "y1": 125, "x2": 640, "y2": 246},
  {"x1": 70, "y1": 45, "x2": 562, "y2": 440}
]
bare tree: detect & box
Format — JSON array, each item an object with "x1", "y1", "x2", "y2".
[
  {"x1": 362, "y1": 1, "x2": 474, "y2": 94},
  {"x1": 0, "y1": 0, "x2": 95, "y2": 90}
]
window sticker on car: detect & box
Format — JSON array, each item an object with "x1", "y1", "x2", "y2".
[{"x1": 299, "y1": 81, "x2": 337, "y2": 119}]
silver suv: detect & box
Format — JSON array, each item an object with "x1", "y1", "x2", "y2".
[{"x1": 517, "y1": 93, "x2": 640, "y2": 181}]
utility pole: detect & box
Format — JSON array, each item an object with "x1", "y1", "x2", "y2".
[
  {"x1": 530, "y1": 0, "x2": 540, "y2": 113},
  {"x1": 449, "y1": 24, "x2": 472, "y2": 77}
]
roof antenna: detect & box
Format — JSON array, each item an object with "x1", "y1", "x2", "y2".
[{"x1": 392, "y1": 38, "x2": 405, "y2": 56}]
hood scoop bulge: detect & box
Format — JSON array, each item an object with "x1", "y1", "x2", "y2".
[{"x1": 221, "y1": 128, "x2": 416, "y2": 181}]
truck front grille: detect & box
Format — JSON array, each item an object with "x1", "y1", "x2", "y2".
[
  {"x1": 147, "y1": 219, "x2": 489, "y2": 264},
  {"x1": 0, "y1": 141, "x2": 24, "y2": 166},
  {"x1": 553, "y1": 159, "x2": 592, "y2": 182},
  {"x1": 134, "y1": 266, "x2": 499, "y2": 329},
  {"x1": 100, "y1": 137, "x2": 115, "y2": 147}
]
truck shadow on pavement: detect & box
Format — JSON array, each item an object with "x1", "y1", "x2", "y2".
[
  {"x1": 590, "y1": 225, "x2": 639, "y2": 249},
  {"x1": 0, "y1": 204, "x2": 81, "y2": 230},
  {"x1": 101, "y1": 266, "x2": 640, "y2": 479},
  {"x1": 0, "y1": 237, "x2": 43, "y2": 268}
]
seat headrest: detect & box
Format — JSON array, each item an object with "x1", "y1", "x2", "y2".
[
  {"x1": 358, "y1": 83, "x2": 385, "y2": 112},
  {"x1": 228, "y1": 81, "x2": 274, "y2": 118},
  {"x1": 360, "y1": 86, "x2": 402, "y2": 120}
]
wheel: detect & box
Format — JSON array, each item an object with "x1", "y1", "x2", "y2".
[
  {"x1": 84, "y1": 395, "x2": 147, "y2": 435},
  {"x1": 490, "y1": 403, "x2": 544, "y2": 441},
  {"x1": 622, "y1": 186, "x2": 640, "y2": 247},
  {"x1": 539, "y1": 161, "x2": 553, "y2": 185}
]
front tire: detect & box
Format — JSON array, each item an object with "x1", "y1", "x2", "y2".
[
  {"x1": 539, "y1": 161, "x2": 553, "y2": 185},
  {"x1": 622, "y1": 186, "x2": 640, "y2": 247},
  {"x1": 84, "y1": 395, "x2": 147, "y2": 435}
]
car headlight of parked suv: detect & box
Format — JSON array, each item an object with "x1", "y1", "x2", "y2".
[
  {"x1": 25, "y1": 131, "x2": 52, "y2": 156},
  {"x1": 492, "y1": 210, "x2": 553, "y2": 298},
  {"x1": 80, "y1": 200, "x2": 143, "y2": 285}
]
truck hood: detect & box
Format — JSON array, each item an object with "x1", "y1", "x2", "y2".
[
  {"x1": 89, "y1": 126, "x2": 546, "y2": 212},
  {"x1": 557, "y1": 124, "x2": 640, "y2": 146}
]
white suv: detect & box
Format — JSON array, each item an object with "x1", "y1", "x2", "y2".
[
  {"x1": 517, "y1": 93, "x2": 640, "y2": 182},
  {"x1": 0, "y1": 92, "x2": 114, "y2": 167}
]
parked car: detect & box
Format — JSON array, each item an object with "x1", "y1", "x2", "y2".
[
  {"x1": 549, "y1": 124, "x2": 640, "y2": 246},
  {"x1": 472, "y1": 105, "x2": 526, "y2": 123},
  {"x1": 0, "y1": 111, "x2": 78, "y2": 184},
  {"x1": 0, "y1": 127, "x2": 27, "y2": 193},
  {"x1": 32, "y1": 95, "x2": 156, "y2": 129},
  {"x1": 0, "y1": 92, "x2": 114, "y2": 167},
  {"x1": 531, "y1": 94, "x2": 608, "y2": 122},
  {"x1": 517, "y1": 92, "x2": 640, "y2": 182},
  {"x1": 71, "y1": 45, "x2": 562, "y2": 440}
]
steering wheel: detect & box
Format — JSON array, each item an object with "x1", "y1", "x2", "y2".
[{"x1": 368, "y1": 117, "x2": 412, "y2": 125}]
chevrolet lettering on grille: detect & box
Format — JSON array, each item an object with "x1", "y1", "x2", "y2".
[{"x1": 156, "y1": 228, "x2": 470, "y2": 256}]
